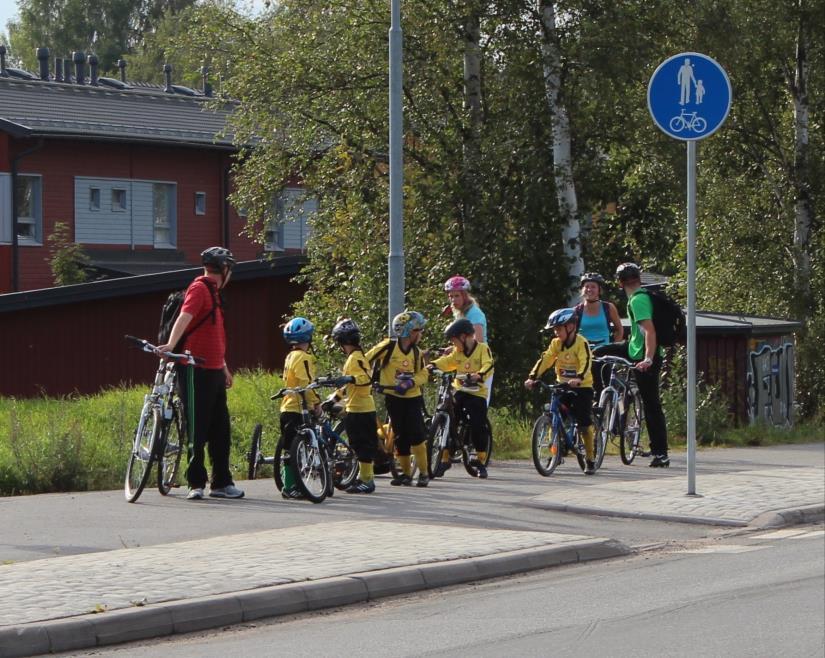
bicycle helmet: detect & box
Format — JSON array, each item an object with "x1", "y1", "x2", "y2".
[
  {"x1": 201, "y1": 246, "x2": 236, "y2": 272},
  {"x1": 615, "y1": 262, "x2": 642, "y2": 282},
  {"x1": 443, "y1": 275, "x2": 471, "y2": 292},
  {"x1": 391, "y1": 310, "x2": 427, "y2": 338},
  {"x1": 545, "y1": 307, "x2": 577, "y2": 330},
  {"x1": 331, "y1": 318, "x2": 361, "y2": 346},
  {"x1": 283, "y1": 317, "x2": 314, "y2": 344},
  {"x1": 444, "y1": 318, "x2": 475, "y2": 339},
  {"x1": 580, "y1": 272, "x2": 606, "y2": 287}
]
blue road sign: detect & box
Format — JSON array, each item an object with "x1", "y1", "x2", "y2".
[{"x1": 648, "y1": 52, "x2": 731, "y2": 141}]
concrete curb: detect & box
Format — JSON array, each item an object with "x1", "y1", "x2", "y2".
[
  {"x1": 749, "y1": 504, "x2": 825, "y2": 529},
  {"x1": 525, "y1": 499, "x2": 748, "y2": 527},
  {"x1": 0, "y1": 538, "x2": 628, "y2": 657}
]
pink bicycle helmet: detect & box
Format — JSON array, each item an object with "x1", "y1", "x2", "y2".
[{"x1": 444, "y1": 275, "x2": 471, "y2": 292}]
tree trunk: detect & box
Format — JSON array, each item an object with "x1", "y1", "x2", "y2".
[
  {"x1": 462, "y1": 8, "x2": 483, "y2": 261},
  {"x1": 538, "y1": 0, "x2": 583, "y2": 303}
]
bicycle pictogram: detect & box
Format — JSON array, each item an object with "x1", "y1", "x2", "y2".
[{"x1": 668, "y1": 109, "x2": 708, "y2": 134}]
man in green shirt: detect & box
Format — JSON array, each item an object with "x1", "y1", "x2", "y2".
[{"x1": 593, "y1": 262, "x2": 669, "y2": 467}]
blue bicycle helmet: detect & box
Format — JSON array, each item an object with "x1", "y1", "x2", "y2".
[
  {"x1": 391, "y1": 311, "x2": 427, "y2": 338},
  {"x1": 283, "y1": 317, "x2": 315, "y2": 344},
  {"x1": 545, "y1": 307, "x2": 577, "y2": 330}
]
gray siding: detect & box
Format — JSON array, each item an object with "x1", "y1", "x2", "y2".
[{"x1": 0, "y1": 174, "x2": 10, "y2": 244}]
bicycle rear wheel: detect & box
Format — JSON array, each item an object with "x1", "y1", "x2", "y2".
[
  {"x1": 595, "y1": 398, "x2": 613, "y2": 470},
  {"x1": 125, "y1": 405, "x2": 160, "y2": 502},
  {"x1": 247, "y1": 423, "x2": 263, "y2": 480},
  {"x1": 621, "y1": 392, "x2": 645, "y2": 465},
  {"x1": 273, "y1": 436, "x2": 286, "y2": 491},
  {"x1": 426, "y1": 414, "x2": 449, "y2": 477},
  {"x1": 291, "y1": 432, "x2": 329, "y2": 503},
  {"x1": 531, "y1": 414, "x2": 561, "y2": 476},
  {"x1": 331, "y1": 422, "x2": 359, "y2": 490},
  {"x1": 158, "y1": 404, "x2": 185, "y2": 495}
]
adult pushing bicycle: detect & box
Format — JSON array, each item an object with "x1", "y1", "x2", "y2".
[{"x1": 123, "y1": 335, "x2": 202, "y2": 503}]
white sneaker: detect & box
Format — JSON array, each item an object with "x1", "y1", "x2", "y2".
[
  {"x1": 209, "y1": 484, "x2": 245, "y2": 499},
  {"x1": 186, "y1": 487, "x2": 204, "y2": 500}
]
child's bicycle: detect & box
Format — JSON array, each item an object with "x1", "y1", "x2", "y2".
[
  {"x1": 530, "y1": 382, "x2": 602, "y2": 476},
  {"x1": 268, "y1": 376, "x2": 359, "y2": 503},
  {"x1": 426, "y1": 368, "x2": 492, "y2": 478},
  {"x1": 123, "y1": 335, "x2": 202, "y2": 502}
]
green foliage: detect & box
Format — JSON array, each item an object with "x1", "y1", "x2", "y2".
[{"x1": 47, "y1": 221, "x2": 89, "y2": 286}]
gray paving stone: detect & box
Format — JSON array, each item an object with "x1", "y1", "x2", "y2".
[
  {"x1": 239, "y1": 583, "x2": 309, "y2": 621},
  {"x1": 356, "y1": 566, "x2": 427, "y2": 600},
  {"x1": 90, "y1": 607, "x2": 173, "y2": 647},
  {"x1": 42, "y1": 618, "x2": 96, "y2": 654},
  {"x1": 303, "y1": 577, "x2": 368, "y2": 610},
  {"x1": 0, "y1": 625, "x2": 49, "y2": 658},
  {"x1": 165, "y1": 595, "x2": 244, "y2": 634}
]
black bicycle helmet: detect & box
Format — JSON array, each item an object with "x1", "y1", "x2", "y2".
[
  {"x1": 331, "y1": 318, "x2": 361, "y2": 346},
  {"x1": 201, "y1": 246, "x2": 236, "y2": 272},
  {"x1": 580, "y1": 272, "x2": 606, "y2": 287},
  {"x1": 444, "y1": 318, "x2": 475, "y2": 339},
  {"x1": 615, "y1": 262, "x2": 641, "y2": 282}
]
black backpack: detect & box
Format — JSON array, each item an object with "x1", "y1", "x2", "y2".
[
  {"x1": 637, "y1": 288, "x2": 686, "y2": 347},
  {"x1": 157, "y1": 278, "x2": 219, "y2": 352},
  {"x1": 369, "y1": 339, "x2": 421, "y2": 386}
]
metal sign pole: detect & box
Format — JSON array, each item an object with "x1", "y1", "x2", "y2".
[
  {"x1": 686, "y1": 140, "x2": 697, "y2": 495},
  {"x1": 387, "y1": 0, "x2": 405, "y2": 330}
]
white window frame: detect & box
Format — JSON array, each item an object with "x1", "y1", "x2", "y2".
[
  {"x1": 194, "y1": 191, "x2": 206, "y2": 215},
  {"x1": 16, "y1": 174, "x2": 43, "y2": 245},
  {"x1": 152, "y1": 182, "x2": 177, "y2": 248},
  {"x1": 89, "y1": 187, "x2": 101, "y2": 211},
  {"x1": 111, "y1": 188, "x2": 127, "y2": 212},
  {"x1": 265, "y1": 187, "x2": 314, "y2": 252}
]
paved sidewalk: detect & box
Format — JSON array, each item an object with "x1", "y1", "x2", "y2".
[
  {"x1": 529, "y1": 467, "x2": 825, "y2": 527},
  {"x1": 0, "y1": 521, "x2": 624, "y2": 657}
]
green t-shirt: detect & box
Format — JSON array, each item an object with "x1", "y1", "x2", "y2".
[{"x1": 627, "y1": 289, "x2": 664, "y2": 361}]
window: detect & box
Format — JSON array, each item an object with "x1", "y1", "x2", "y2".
[
  {"x1": 112, "y1": 188, "x2": 127, "y2": 211},
  {"x1": 89, "y1": 187, "x2": 100, "y2": 211},
  {"x1": 153, "y1": 183, "x2": 176, "y2": 246},
  {"x1": 15, "y1": 175, "x2": 42, "y2": 243},
  {"x1": 194, "y1": 191, "x2": 206, "y2": 215},
  {"x1": 265, "y1": 188, "x2": 314, "y2": 251}
]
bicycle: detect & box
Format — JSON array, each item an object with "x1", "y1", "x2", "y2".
[
  {"x1": 593, "y1": 355, "x2": 647, "y2": 465},
  {"x1": 530, "y1": 382, "x2": 601, "y2": 476},
  {"x1": 269, "y1": 376, "x2": 358, "y2": 503},
  {"x1": 425, "y1": 368, "x2": 492, "y2": 478},
  {"x1": 668, "y1": 109, "x2": 707, "y2": 134},
  {"x1": 123, "y1": 335, "x2": 202, "y2": 503}
]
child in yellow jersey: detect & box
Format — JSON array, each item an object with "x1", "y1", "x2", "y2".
[
  {"x1": 427, "y1": 318, "x2": 494, "y2": 479},
  {"x1": 323, "y1": 318, "x2": 378, "y2": 494},
  {"x1": 279, "y1": 317, "x2": 321, "y2": 498},
  {"x1": 365, "y1": 310, "x2": 430, "y2": 487},
  {"x1": 524, "y1": 307, "x2": 598, "y2": 475}
]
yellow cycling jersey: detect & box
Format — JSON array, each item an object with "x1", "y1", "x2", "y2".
[
  {"x1": 332, "y1": 349, "x2": 376, "y2": 413},
  {"x1": 364, "y1": 338, "x2": 428, "y2": 398},
  {"x1": 529, "y1": 333, "x2": 593, "y2": 388},
  {"x1": 281, "y1": 348, "x2": 320, "y2": 413},
  {"x1": 430, "y1": 341, "x2": 494, "y2": 400}
]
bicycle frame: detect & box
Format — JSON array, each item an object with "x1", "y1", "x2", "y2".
[
  {"x1": 595, "y1": 357, "x2": 637, "y2": 438},
  {"x1": 540, "y1": 384, "x2": 579, "y2": 451}
]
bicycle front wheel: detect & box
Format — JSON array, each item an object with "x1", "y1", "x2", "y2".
[
  {"x1": 595, "y1": 399, "x2": 611, "y2": 470},
  {"x1": 621, "y1": 392, "x2": 645, "y2": 465},
  {"x1": 273, "y1": 436, "x2": 286, "y2": 492},
  {"x1": 426, "y1": 413, "x2": 449, "y2": 477},
  {"x1": 158, "y1": 404, "x2": 185, "y2": 495},
  {"x1": 531, "y1": 414, "x2": 561, "y2": 476},
  {"x1": 291, "y1": 432, "x2": 329, "y2": 503},
  {"x1": 331, "y1": 421, "x2": 359, "y2": 490},
  {"x1": 125, "y1": 405, "x2": 160, "y2": 502}
]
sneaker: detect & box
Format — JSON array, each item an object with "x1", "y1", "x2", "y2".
[
  {"x1": 186, "y1": 487, "x2": 204, "y2": 500},
  {"x1": 476, "y1": 464, "x2": 488, "y2": 479},
  {"x1": 649, "y1": 454, "x2": 670, "y2": 468},
  {"x1": 433, "y1": 461, "x2": 451, "y2": 478},
  {"x1": 209, "y1": 484, "x2": 245, "y2": 499},
  {"x1": 416, "y1": 474, "x2": 429, "y2": 488},
  {"x1": 584, "y1": 461, "x2": 596, "y2": 475},
  {"x1": 346, "y1": 479, "x2": 376, "y2": 494},
  {"x1": 390, "y1": 474, "x2": 414, "y2": 486},
  {"x1": 281, "y1": 487, "x2": 304, "y2": 499}
]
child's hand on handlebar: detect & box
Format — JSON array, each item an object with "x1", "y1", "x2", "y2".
[{"x1": 524, "y1": 378, "x2": 536, "y2": 390}]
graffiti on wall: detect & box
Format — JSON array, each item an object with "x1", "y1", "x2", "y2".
[{"x1": 747, "y1": 342, "x2": 794, "y2": 426}]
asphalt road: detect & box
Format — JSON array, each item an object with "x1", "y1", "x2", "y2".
[{"x1": 63, "y1": 524, "x2": 825, "y2": 657}]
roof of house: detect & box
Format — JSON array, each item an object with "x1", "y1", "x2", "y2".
[
  {"x1": 620, "y1": 310, "x2": 802, "y2": 336},
  {"x1": 0, "y1": 76, "x2": 236, "y2": 149}
]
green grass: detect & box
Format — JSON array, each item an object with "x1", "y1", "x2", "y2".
[{"x1": 1, "y1": 371, "x2": 821, "y2": 495}]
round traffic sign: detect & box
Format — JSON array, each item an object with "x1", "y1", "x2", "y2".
[{"x1": 648, "y1": 52, "x2": 731, "y2": 141}]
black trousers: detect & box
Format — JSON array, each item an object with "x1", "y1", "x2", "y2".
[
  {"x1": 594, "y1": 342, "x2": 668, "y2": 456},
  {"x1": 344, "y1": 411, "x2": 378, "y2": 462},
  {"x1": 384, "y1": 395, "x2": 427, "y2": 456},
  {"x1": 454, "y1": 392, "x2": 490, "y2": 452},
  {"x1": 177, "y1": 367, "x2": 233, "y2": 489},
  {"x1": 561, "y1": 387, "x2": 594, "y2": 429}
]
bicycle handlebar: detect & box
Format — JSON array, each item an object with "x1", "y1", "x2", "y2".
[
  {"x1": 124, "y1": 335, "x2": 205, "y2": 366},
  {"x1": 593, "y1": 355, "x2": 637, "y2": 368},
  {"x1": 270, "y1": 376, "x2": 351, "y2": 401}
]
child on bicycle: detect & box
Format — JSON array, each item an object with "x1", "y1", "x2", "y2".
[
  {"x1": 524, "y1": 307, "x2": 597, "y2": 475},
  {"x1": 427, "y1": 318, "x2": 494, "y2": 479},
  {"x1": 323, "y1": 318, "x2": 378, "y2": 494},
  {"x1": 365, "y1": 310, "x2": 430, "y2": 487},
  {"x1": 279, "y1": 316, "x2": 320, "y2": 499}
]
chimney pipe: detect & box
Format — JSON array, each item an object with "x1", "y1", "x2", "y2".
[
  {"x1": 87, "y1": 53, "x2": 98, "y2": 86},
  {"x1": 63, "y1": 58, "x2": 73, "y2": 83},
  {"x1": 0, "y1": 45, "x2": 8, "y2": 77},
  {"x1": 36, "y1": 47, "x2": 50, "y2": 80},
  {"x1": 55, "y1": 57, "x2": 63, "y2": 82},
  {"x1": 163, "y1": 63, "x2": 173, "y2": 92},
  {"x1": 201, "y1": 65, "x2": 212, "y2": 97},
  {"x1": 72, "y1": 50, "x2": 85, "y2": 84},
  {"x1": 117, "y1": 58, "x2": 127, "y2": 83}
]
